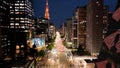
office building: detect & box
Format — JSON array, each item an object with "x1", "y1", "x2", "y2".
[
  {"x1": 0, "y1": 0, "x2": 10, "y2": 58},
  {"x1": 75, "y1": 6, "x2": 87, "y2": 48},
  {"x1": 9, "y1": 0, "x2": 34, "y2": 58}
]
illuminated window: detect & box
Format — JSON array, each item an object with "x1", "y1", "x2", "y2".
[
  {"x1": 10, "y1": 12, "x2": 14, "y2": 14},
  {"x1": 24, "y1": 24, "x2": 27, "y2": 25},
  {"x1": 15, "y1": 9, "x2": 19, "y2": 11},
  {"x1": 15, "y1": 12, "x2": 20, "y2": 14},
  {"x1": 15, "y1": 4, "x2": 19, "y2": 6},
  {"x1": 20, "y1": 7, "x2": 24, "y2": 8},
  {"x1": 21, "y1": 21, "x2": 24, "y2": 23},
  {"x1": 10, "y1": 26, "x2": 14, "y2": 28},
  {"x1": 20, "y1": 18, "x2": 24, "y2": 20},
  {"x1": 10, "y1": 18, "x2": 14, "y2": 20},
  {"x1": 26, "y1": 21, "x2": 29, "y2": 23},
  {"x1": 10, "y1": 23, "x2": 14, "y2": 25},
  {"x1": 21, "y1": 26, "x2": 25, "y2": 28},
  {"x1": 24, "y1": 30, "x2": 28, "y2": 32},
  {"x1": 15, "y1": 23, "x2": 19, "y2": 25},
  {"x1": 17, "y1": 1, "x2": 20, "y2": 2},
  {"x1": 20, "y1": 4, "x2": 24, "y2": 5},
  {"x1": 96, "y1": 15, "x2": 99, "y2": 17},
  {"x1": 10, "y1": 6, "x2": 12, "y2": 8},
  {"x1": 19, "y1": 12, "x2": 23, "y2": 14},
  {"x1": 15, "y1": 6, "x2": 19, "y2": 8},
  {"x1": 96, "y1": 1, "x2": 99, "y2": 4},
  {"x1": 98, "y1": 4, "x2": 100, "y2": 6},
  {"x1": 15, "y1": 18, "x2": 19, "y2": 20}
]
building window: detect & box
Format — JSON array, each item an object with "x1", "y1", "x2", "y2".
[
  {"x1": 96, "y1": 15, "x2": 99, "y2": 17},
  {"x1": 96, "y1": 1, "x2": 99, "y2": 4},
  {"x1": 10, "y1": 23, "x2": 14, "y2": 25},
  {"x1": 15, "y1": 18, "x2": 19, "y2": 20},
  {"x1": 15, "y1": 4, "x2": 19, "y2": 6},
  {"x1": 15, "y1": 12, "x2": 20, "y2": 14},
  {"x1": 10, "y1": 26, "x2": 14, "y2": 28},
  {"x1": 15, "y1": 23, "x2": 19, "y2": 25}
]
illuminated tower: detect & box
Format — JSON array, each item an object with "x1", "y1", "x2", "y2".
[{"x1": 44, "y1": 0, "x2": 50, "y2": 20}]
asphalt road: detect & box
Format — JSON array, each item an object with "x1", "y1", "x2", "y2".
[{"x1": 35, "y1": 52, "x2": 95, "y2": 68}]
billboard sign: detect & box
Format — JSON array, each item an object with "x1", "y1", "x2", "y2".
[{"x1": 32, "y1": 37, "x2": 45, "y2": 47}]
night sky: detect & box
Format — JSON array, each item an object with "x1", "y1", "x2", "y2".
[{"x1": 33, "y1": 0, "x2": 117, "y2": 28}]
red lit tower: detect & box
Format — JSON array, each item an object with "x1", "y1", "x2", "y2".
[{"x1": 44, "y1": 0, "x2": 50, "y2": 20}]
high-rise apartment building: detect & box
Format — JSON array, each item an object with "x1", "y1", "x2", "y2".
[
  {"x1": 60, "y1": 22, "x2": 66, "y2": 38},
  {"x1": 75, "y1": 6, "x2": 86, "y2": 48},
  {"x1": 48, "y1": 23, "x2": 56, "y2": 39},
  {"x1": 70, "y1": 6, "x2": 87, "y2": 48},
  {"x1": 64, "y1": 18, "x2": 72, "y2": 42},
  {"x1": 34, "y1": 17, "x2": 49, "y2": 43},
  {"x1": 86, "y1": 0, "x2": 104, "y2": 55},
  {"x1": 71, "y1": 17, "x2": 79, "y2": 48},
  {"x1": 35, "y1": 18, "x2": 48, "y2": 35}
]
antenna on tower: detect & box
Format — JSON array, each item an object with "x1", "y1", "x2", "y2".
[{"x1": 44, "y1": 0, "x2": 50, "y2": 20}]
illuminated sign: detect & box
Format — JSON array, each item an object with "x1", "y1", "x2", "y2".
[{"x1": 32, "y1": 38, "x2": 45, "y2": 47}]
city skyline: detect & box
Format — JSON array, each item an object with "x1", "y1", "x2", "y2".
[
  {"x1": 0, "y1": 0, "x2": 120, "y2": 67},
  {"x1": 33, "y1": 0, "x2": 117, "y2": 28}
]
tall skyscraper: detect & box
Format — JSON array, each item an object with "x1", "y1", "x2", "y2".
[
  {"x1": 9, "y1": 0, "x2": 34, "y2": 58},
  {"x1": 0, "y1": 0, "x2": 10, "y2": 58},
  {"x1": 71, "y1": 17, "x2": 79, "y2": 48},
  {"x1": 35, "y1": 18, "x2": 48, "y2": 35},
  {"x1": 59, "y1": 18, "x2": 72, "y2": 48},
  {"x1": 48, "y1": 23, "x2": 56, "y2": 39},
  {"x1": 86, "y1": 0, "x2": 104, "y2": 55},
  {"x1": 71, "y1": 6, "x2": 87, "y2": 48},
  {"x1": 44, "y1": 0, "x2": 50, "y2": 20},
  {"x1": 64, "y1": 18, "x2": 72, "y2": 42},
  {"x1": 75, "y1": 6, "x2": 86, "y2": 48}
]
